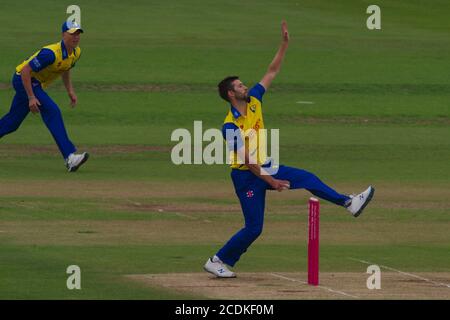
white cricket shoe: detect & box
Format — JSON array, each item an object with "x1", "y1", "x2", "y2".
[
  {"x1": 66, "y1": 152, "x2": 89, "y2": 172},
  {"x1": 346, "y1": 186, "x2": 375, "y2": 217},
  {"x1": 204, "y1": 255, "x2": 236, "y2": 278}
]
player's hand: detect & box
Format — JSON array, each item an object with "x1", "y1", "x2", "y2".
[
  {"x1": 28, "y1": 96, "x2": 41, "y2": 114},
  {"x1": 281, "y1": 20, "x2": 289, "y2": 43},
  {"x1": 68, "y1": 91, "x2": 77, "y2": 108},
  {"x1": 271, "y1": 179, "x2": 290, "y2": 192}
]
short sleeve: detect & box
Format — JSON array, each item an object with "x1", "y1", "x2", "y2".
[
  {"x1": 28, "y1": 48, "x2": 56, "y2": 72},
  {"x1": 248, "y1": 83, "x2": 266, "y2": 102},
  {"x1": 222, "y1": 123, "x2": 244, "y2": 151}
]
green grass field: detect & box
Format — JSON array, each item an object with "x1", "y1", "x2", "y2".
[{"x1": 0, "y1": 0, "x2": 449, "y2": 299}]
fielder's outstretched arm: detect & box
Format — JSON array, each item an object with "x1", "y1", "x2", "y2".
[{"x1": 259, "y1": 20, "x2": 290, "y2": 91}]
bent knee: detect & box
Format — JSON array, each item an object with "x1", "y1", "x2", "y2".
[
  {"x1": 245, "y1": 225, "x2": 263, "y2": 239},
  {"x1": 0, "y1": 124, "x2": 20, "y2": 136}
]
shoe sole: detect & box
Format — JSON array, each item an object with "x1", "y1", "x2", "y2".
[
  {"x1": 68, "y1": 153, "x2": 89, "y2": 172},
  {"x1": 203, "y1": 266, "x2": 236, "y2": 278},
  {"x1": 353, "y1": 186, "x2": 375, "y2": 217}
]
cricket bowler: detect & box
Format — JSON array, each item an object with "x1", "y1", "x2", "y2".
[
  {"x1": 0, "y1": 21, "x2": 88, "y2": 172},
  {"x1": 204, "y1": 21, "x2": 375, "y2": 278}
]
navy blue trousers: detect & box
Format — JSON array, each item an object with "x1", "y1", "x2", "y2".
[
  {"x1": 216, "y1": 165, "x2": 350, "y2": 267},
  {"x1": 0, "y1": 74, "x2": 76, "y2": 159}
]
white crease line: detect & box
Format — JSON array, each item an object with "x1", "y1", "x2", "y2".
[
  {"x1": 296, "y1": 101, "x2": 314, "y2": 104},
  {"x1": 174, "y1": 212, "x2": 210, "y2": 223},
  {"x1": 175, "y1": 212, "x2": 197, "y2": 220},
  {"x1": 349, "y1": 258, "x2": 450, "y2": 289},
  {"x1": 270, "y1": 273, "x2": 359, "y2": 299},
  {"x1": 14, "y1": 203, "x2": 47, "y2": 212},
  {"x1": 126, "y1": 199, "x2": 142, "y2": 206}
]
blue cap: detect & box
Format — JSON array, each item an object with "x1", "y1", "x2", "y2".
[{"x1": 62, "y1": 21, "x2": 84, "y2": 34}]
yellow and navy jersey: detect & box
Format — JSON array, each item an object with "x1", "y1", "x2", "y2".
[
  {"x1": 15, "y1": 41, "x2": 81, "y2": 88},
  {"x1": 222, "y1": 83, "x2": 267, "y2": 170}
]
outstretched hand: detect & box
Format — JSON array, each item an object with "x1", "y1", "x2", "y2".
[
  {"x1": 281, "y1": 20, "x2": 289, "y2": 42},
  {"x1": 259, "y1": 20, "x2": 290, "y2": 90}
]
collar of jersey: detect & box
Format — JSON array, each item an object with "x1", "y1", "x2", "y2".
[
  {"x1": 230, "y1": 105, "x2": 242, "y2": 119},
  {"x1": 60, "y1": 40, "x2": 68, "y2": 59}
]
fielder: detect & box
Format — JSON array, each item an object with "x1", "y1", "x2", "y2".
[
  {"x1": 204, "y1": 21, "x2": 375, "y2": 278},
  {"x1": 0, "y1": 21, "x2": 88, "y2": 172}
]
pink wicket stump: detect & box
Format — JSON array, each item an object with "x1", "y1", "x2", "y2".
[{"x1": 308, "y1": 197, "x2": 320, "y2": 286}]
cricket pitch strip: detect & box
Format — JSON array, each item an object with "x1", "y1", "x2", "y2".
[{"x1": 126, "y1": 272, "x2": 450, "y2": 300}]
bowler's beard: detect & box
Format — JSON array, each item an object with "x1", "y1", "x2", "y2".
[{"x1": 236, "y1": 93, "x2": 249, "y2": 103}]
